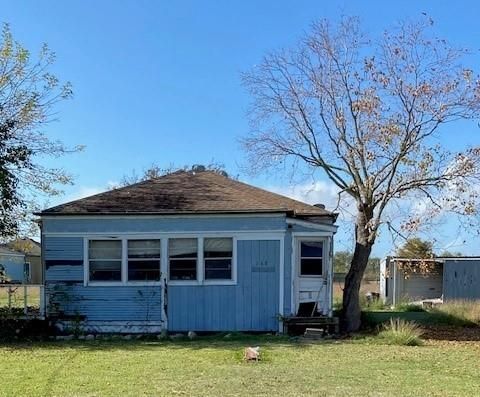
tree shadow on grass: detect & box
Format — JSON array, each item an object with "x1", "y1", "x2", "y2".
[{"x1": 0, "y1": 333, "x2": 330, "y2": 352}]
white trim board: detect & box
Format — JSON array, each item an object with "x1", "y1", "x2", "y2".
[
  {"x1": 286, "y1": 218, "x2": 338, "y2": 233},
  {"x1": 278, "y1": 236, "x2": 285, "y2": 333}
]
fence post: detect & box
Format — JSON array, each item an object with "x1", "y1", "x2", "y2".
[
  {"x1": 40, "y1": 285, "x2": 45, "y2": 318},
  {"x1": 24, "y1": 284, "x2": 28, "y2": 315}
]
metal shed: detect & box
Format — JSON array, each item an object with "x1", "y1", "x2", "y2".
[{"x1": 380, "y1": 257, "x2": 480, "y2": 305}]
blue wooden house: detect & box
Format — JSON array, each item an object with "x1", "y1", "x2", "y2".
[{"x1": 38, "y1": 170, "x2": 337, "y2": 333}]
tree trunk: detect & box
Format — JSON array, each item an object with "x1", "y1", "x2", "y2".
[
  {"x1": 341, "y1": 241, "x2": 372, "y2": 332},
  {"x1": 341, "y1": 206, "x2": 374, "y2": 333}
]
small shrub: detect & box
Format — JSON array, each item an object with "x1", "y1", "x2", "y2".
[{"x1": 377, "y1": 318, "x2": 424, "y2": 346}]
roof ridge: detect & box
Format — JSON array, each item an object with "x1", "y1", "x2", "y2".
[{"x1": 39, "y1": 169, "x2": 334, "y2": 217}]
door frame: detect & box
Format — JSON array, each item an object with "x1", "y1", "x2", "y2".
[{"x1": 291, "y1": 232, "x2": 333, "y2": 316}]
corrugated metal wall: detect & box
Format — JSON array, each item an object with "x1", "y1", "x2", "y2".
[{"x1": 443, "y1": 260, "x2": 480, "y2": 300}]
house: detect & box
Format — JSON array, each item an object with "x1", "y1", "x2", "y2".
[
  {"x1": 37, "y1": 170, "x2": 337, "y2": 333},
  {"x1": 380, "y1": 256, "x2": 480, "y2": 305},
  {"x1": 0, "y1": 239, "x2": 42, "y2": 284}
]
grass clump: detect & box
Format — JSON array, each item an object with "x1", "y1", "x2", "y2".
[{"x1": 377, "y1": 318, "x2": 424, "y2": 346}]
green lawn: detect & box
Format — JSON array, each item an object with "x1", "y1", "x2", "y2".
[{"x1": 1, "y1": 336, "x2": 480, "y2": 396}]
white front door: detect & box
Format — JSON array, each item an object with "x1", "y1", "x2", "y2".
[{"x1": 293, "y1": 237, "x2": 329, "y2": 316}]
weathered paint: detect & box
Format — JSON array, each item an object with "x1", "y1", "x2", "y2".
[
  {"x1": 44, "y1": 237, "x2": 83, "y2": 260},
  {"x1": 168, "y1": 240, "x2": 280, "y2": 331},
  {"x1": 42, "y1": 215, "x2": 286, "y2": 234},
  {"x1": 443, "y1": 259, "x2": 480, "y2": 300},
  {"x1": 46, "y1": 284, "x2": 162, "y2": 322},
  {"x1": 44, "y1": 237, "x2": 84, "y2": 282},
  {"x1": 42, "y1": 215, "x2": 335, "y2": 332},
  {"x1": 46, "y1": 265, "x2": 84, "y2": 281}
]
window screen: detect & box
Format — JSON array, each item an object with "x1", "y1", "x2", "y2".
[
  {"x1": 204, "y1": 238, "x2": 233, "y2": 280},
  {"x1": 89, "y1": 240, "x2": 122, "y2": 281},
  {"x1": 128, "y1": 239, "x2": 161, "y2": 281},
  {"x1": 169, "y1": 238, "x2": 198, "y2": 280}
]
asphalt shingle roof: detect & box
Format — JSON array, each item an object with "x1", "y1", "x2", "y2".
[{"x1": 40, "y1": 171, "x2": 334, "y2": 218}]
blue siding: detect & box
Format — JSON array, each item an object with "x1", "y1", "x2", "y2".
[
  {"x1": 42, "y1": 215, "x2": 286, "y2": 234},
  {"x1": 168, "y1": 240, "x2": 280, "y2": 331},
  {"x1": 44, "y1": 237, "x2": 83, "y2": 260},
  {"x1": 44, "y1": 237, "x2": 84, "y2": 282},
  {"x1": 46, "y1": 265, "x2": 83, "y2": 281},
  {"x1": 46, "y1": 284, "x2": 162, "y2": 321},
  {"x1": 0, "y1": 255, "x2": 26, "y2": 282},
  {"x1": 443, "y1": 260, "x2": 480, "y2": 300}
]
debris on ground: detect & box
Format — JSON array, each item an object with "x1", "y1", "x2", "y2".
[{"x1": 244, "y1": 346, "x2": 260, "y2": 361}]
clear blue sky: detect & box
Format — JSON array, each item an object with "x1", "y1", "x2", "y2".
[{"x1": 3, "y1": 1, "x2": 480, "y2": 256}]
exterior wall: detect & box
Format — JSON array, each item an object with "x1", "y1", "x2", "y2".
[
  {"x1": 379, "y1": 259, "x2": 388, "y2": 303},
  {"x1": 0, "y1": 253, "x2": 42, "y2": 284},
  {"x1": 168, "y1": 240, "x2": 279, "y2": 331},
  {"x1": 401, "y1": 265, "x2": 443, "y2": 301},
  {"x1": 0, "y1": 254, "x2": 25, "y2": 282},
  {"x1": 26, "y1": 255, "x2": 42, "y2": 284},
  {"x1": 44, "y1": 235, "x2": 163, "y2": 331},
  {"x1": 42, "y1": 215, "x2": 286, "y2": 234},
  {"x1": 443, "y1": 259, "x2": 480, "y2": 301},
  {"x1": 381, "y1": 258, "x2": 443, "y2": 305},
  {"x1": 42, "y1": 215, "x2": 336, "y2": 332}
]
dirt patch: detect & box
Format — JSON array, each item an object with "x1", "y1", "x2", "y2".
[{"x1": 423, "y1": 325, "x2": 480, "y2": 342}]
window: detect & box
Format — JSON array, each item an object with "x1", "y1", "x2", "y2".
[
  {"x1": 169, "y1": 238, "x2": 198, "y2": 281},
  {"x1": 204, "y1": 238, "x2": 233, "y2": 280},
  {"x1": 300, "y1": 240, "x2": 323, "y2": 276},
  {"x1": 128, "y1": 239, "x2": 161, "y2": 281},
  {"x1": 89, "y1": 240, "x2": 122, "y2": 281}
]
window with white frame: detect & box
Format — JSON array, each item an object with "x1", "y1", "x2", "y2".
[
  {"x1": 204, "y1": 238, "x2": 233, "y2": 280},
  {"x1": 169, "y1": 238, "x2": 198, "y2": 281},
  {"x1": 299, "y1": 240, "x2": 324, "y2": 276},
  {"x1": 88, "y1": 240, "x2": 122, "y2": 281},
  {"x1": 127, "y1": 239, "x2": 161, "y2": 281}
]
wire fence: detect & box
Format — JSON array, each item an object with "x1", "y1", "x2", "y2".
[{"x1": 0, "y1": 284, "x2": 44, "y2": 317}]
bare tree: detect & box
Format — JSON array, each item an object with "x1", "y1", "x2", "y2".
[
  {"x1": 241, "y1": 16, "x2": 480, "y2": 332},
  {"x1": 0, "y1": 24, "x2": 82, "y2": 238},
  {"x1": 111, "y1": 162, "x2": 229, "y2": 189}
]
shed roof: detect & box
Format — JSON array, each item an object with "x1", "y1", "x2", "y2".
[{"x1": 39, "y1": 170, "x2": 335, "y2": 219}]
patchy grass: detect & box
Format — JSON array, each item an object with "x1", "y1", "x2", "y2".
[
  {"x1": 1, "y1": 336, "x2": 480, "y2": 396},
  {"x1": 431, "y1": 300, "x2": 480, "y2": 326},
  {"x1": 377, "y1": 318, "x2": 424, "y2": 346}
]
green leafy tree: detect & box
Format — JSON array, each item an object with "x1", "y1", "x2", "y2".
[
  {"x1": 242, "y1": 16, "x2": 480, "y2": 331},
  {"x1": 0, "y1": 24, "x2": 82, "y2": 238},
  {"x1": 396, "y1": 238, "x2": 434, "y2": 259},
  {"x1": 334, "y1": 250, "x2": 380, "y2": 279}
]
